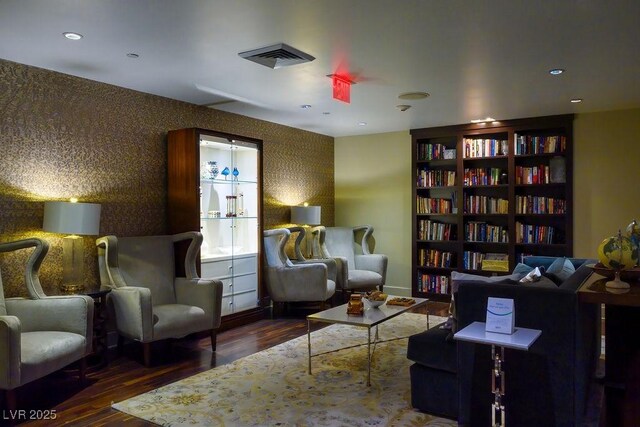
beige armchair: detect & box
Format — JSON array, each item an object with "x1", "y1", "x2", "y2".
[
  {"x1": 311, "y1": 225, "x2": 388, "y2": 300},
  {"x1": 263, "y1": 228, "x2": 336, "y2": 315},
  {"x1": 96, "y1": 232, "x2": 222, "y2": 366},
  {"x1": 1, "y1": 238, "x2": 94, "y2": 412}
]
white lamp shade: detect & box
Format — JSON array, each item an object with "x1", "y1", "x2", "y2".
[
  {"x1": 43, "y1": 201, "x2": 102, "y2": 235},
  {"x1": 291, "y1": 205, "x2": 321, "y2": 225}
]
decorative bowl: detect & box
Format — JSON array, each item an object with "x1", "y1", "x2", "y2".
[
  {"x1": 586, "y1": 263, "x2": 640, "y2": 282},
  {"x1": 363, "y1": 297, "x2": 386, "y2": 308}
]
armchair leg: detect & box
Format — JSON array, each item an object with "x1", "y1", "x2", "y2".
[
  {"x1": 210, "y1": 329, "x2": 217, "y2": 352},
  {"x1": 143, "y1": 342, "x2": 152, "y2": 367},
  {"x1": 79, "y1": 357, "x2": 87, "y2": 383}
]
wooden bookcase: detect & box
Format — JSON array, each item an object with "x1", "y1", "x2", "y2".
[{"x1": 411, "y1": 115, "x2": 574, "y2": 301}]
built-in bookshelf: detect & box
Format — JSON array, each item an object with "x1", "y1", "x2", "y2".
[{"x1": 411, "y1": 115, "x2": 573, "y2": 301}]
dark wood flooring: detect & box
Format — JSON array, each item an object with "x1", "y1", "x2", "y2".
[{"x1": 1, "y1": 302, "x2": 606, "y2": 426}]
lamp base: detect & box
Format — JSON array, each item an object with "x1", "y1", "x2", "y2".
[{"x1": 59, "y1": 282, "x2": 85, "y2": 294}]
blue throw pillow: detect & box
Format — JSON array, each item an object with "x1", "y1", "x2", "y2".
[
  {"x1": 546, "y1": 257, "x2": 576, "y2": 283},
  {"x1": 513, "y1": 263, "x2": 534, "y2": 275}
]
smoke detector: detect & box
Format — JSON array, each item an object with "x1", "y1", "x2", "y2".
[{"x1": 239, "y1": 43, "x2": 315, "y2": 69}]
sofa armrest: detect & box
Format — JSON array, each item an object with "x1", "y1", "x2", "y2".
[
  {"x1": 108, "y1": 286, "x2": 153, "y2": 342},
  {"x1": 0, "y1": 315, "x2": 21, "y2": 389},
  {"x1": 175, "y1": 278, "x2": 223, "y2": 329}
]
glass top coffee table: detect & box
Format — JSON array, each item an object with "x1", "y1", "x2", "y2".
[{"x1": 306, "y1": 296, "x2": 429, "y2": 386}]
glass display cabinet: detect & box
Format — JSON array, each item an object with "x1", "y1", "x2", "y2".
[{"x1": 168, "y1": 128, "x2": 264, "y2": 325}]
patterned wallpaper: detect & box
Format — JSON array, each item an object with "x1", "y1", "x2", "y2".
[{"x1": 0, "y1": 59, "x2": 334, "y2": 297}]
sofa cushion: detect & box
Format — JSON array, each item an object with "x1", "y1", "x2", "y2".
[
  {"x1": 521, "y1": 276, "x2": 558, "y2": 289},
  {"x1": 407, "y1": 323, "x2": 457, "y2": 373},
  {"x1": 513, "y1": 262, "x2": 535, "y2": 275},
  {"x1": 546, "y1": 257, "x2": 576, "y2": 283}
]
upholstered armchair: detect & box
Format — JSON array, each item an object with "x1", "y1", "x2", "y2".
[
  {"x1": 1, "y1": 238, "x2": 94, "y2": 411},
  {"x1": 263, "y1": 228, "x2": 336, "y2": 315},
  {"x1": 96, "y1": 232, "x2": 222, "y2": 366},
  {"x1": 311, "y1": 225, "x2": 388, "y2": 300}
]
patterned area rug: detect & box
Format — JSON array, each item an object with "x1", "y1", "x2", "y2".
[{"x1": 113, "y1": 312, "x2": 456, "y2": 427}]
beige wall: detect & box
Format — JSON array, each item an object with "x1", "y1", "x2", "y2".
[
  {"x1": 334, "y1": 131, "x2": 412, "y2": 296},
  {"x1": 335, "y1": 108, "x2": 640, "y2": 296},
  {"x1": 0, "y1": 59, "x2": 334, "y2": 297},
  {"x1": 573, "y1": 108, "x2": 640, "y2": 258}
]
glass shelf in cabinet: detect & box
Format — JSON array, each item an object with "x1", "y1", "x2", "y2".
[
  {"x1": 200, "y1": 178, "x2": 257, "y2": 185},
  {"x1": 201, "y1": 216, "x2": 258, "y2": 220}
]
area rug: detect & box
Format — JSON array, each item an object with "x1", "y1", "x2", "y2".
[{"x1": 113, "y1": 312, "x2": 456, "y2": 427}]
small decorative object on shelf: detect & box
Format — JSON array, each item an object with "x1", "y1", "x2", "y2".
[
  {"x1": 597, "y1": 230, "x2": 637, "y2": 290},
  {"x1": 237, "y1": 192, "x2": 244, "y2": 216},
  {"x1": 232, "y1": 167, "x2": 239, "y2": 180},
  {"x1": 347, "y1": 294, "x2": 364, "y2": 315},
  {"x1": 208, "y1": 161, "x2": 219, "y2": 179},
  {"x1": 501, "y1": 140, "x2": 509, "y2": 156},
  {"x1": 226, "y1": 195, "x2": 237, "y2": 217},
  {"x1": 550, "y1": 156, "x2": 566, "y2": 183},
  {"x1": 221, "y1": 166, "x2": 230, "y2": 180}
]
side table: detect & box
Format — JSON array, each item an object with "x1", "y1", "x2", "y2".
[
  {"x1": 84, "y1": 289, "x2": 111, "y2": 371},
  {"x1": 454, "y1": 321, "x2": 541, "y2": 427}
]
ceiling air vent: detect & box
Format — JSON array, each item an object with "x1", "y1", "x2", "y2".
[{"x1": 238, "y1": 43, "x2": 315, "y2": 69}]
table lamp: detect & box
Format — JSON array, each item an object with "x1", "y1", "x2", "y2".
[
  {"x1": 43, "y1": 199, "x2": 101, "y2": 293},
  {"x1": 291, "y1": 203, "x2": 321, "y2": 258}
]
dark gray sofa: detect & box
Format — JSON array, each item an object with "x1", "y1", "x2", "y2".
[{"x1": 407, "y1": 257, "x2": 601, "y2": 426}]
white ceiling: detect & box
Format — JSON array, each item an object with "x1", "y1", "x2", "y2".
[{"x1": 1, "y1": 0, "x2": 639, "y2": 137}]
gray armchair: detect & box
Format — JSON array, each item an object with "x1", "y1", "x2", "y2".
[
  {"x1": 263, "y1": 228, "x2": 336, "y2": 315},
  {"x1": 96, "y1": 232, "x2": 222, "y2": 366},
  {"x1": 1, "y1": 238, "x2": 94, "y2": 412},
  {"x1": 311, "y1": 225, "x2": 388, "y2": 300}
]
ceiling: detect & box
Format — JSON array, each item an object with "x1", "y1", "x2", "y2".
[{"x1": 1, "y1": 0, "x2": 639, "y2": 137}]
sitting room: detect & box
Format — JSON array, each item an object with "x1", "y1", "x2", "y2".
[{"x1": 1, "y1": 1, "x2": 639, "y2": 426}]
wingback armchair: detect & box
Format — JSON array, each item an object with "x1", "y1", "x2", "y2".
[
  {"x1": 1, "y1": 238, "x2": 94, "y2": 412},
  {"x1": 311, "y1": 225, "x2": 387, "y2": 300},
  {"x1": 263, "y1": 228, "x2": 336, "y2": 315},
  {"x1": 96, "y1": 232, "x2": 222, "y2": 366}
]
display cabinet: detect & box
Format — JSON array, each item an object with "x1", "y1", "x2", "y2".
[
  {"x1": 411, "y1": 115, "x2": 573, "y2": 302},
  {"x1": 168, "y1": 128, "x2": 264, "y2": 327}
]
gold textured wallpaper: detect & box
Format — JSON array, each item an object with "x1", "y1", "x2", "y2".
[{"x1": 0, "y1": 59, "x2": 334, "y2": 297}]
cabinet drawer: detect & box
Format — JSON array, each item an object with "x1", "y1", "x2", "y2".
[
  {"x1": 221, "y1": 295, "x2": 234, "y2": 316},
  {"x1": 233, "y1": 255, "x2": 257, "y2": 275},
  {"x1": 232, "y1": 273, "x2": 257, "y2": 294},
  {"x1": 220, "y1": 278, "x2": 233, "y2": 297},
  {"x1": 233, "y1": 291, "x2": 258, "y2": 312},
  {"x1": 201, "y1": 259, "x2": 233, "y2": 279}
]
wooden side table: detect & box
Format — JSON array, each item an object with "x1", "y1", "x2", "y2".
[
  {"x1": 84, "y1": 289, "x2": 111, "y2": 371},
  {"x1": 454, "y1": 321, "x2": 541, "y2": 427}
]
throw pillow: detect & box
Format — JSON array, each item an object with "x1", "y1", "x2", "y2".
[
  {"x1": 513, "y1": 262, "x2": 534, "y2": 275},
  {"x1": 546, "y1": 257, "x2": 576, "y2": 283}
]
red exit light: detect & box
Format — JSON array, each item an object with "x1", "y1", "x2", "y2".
[{"x1": 332, "y1": 74, "x2": 351, "y2": 103}]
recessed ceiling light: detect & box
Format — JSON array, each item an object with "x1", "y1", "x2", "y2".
[
  {"x1": 126, "y1": 53, "x2": 139, "y2": 58},
  {"x1": 358, "y1": 122, "x2": 367, "y2": 126},
  {"x1": 300, "y1": 104, "x2": 312, "y2": 109},
  {"x1": 549, "y1": 68, "x2": 565, "y2": 75},
  {"x1": 471, "y1": 117, "x2": 496, "y2": 124},
  {"x1": 570, "y1": 98, "x2": 583, "y2": 103},
  {"x1": 63, "y1": 32, "x2": 83, "y2": 40},
  {"x1": 398, "y1": 92, "x2": 430, "y2": 100}
]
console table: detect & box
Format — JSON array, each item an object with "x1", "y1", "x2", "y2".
[{"x1": 454, "y1": 321, "x2": 541, "y2": 427}]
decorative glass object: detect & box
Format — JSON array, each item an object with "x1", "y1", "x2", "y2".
[
  {"x1": 501, "y1": 140, "x2": 509, "y2": 156},
  {"x1": 226, "y1": 195, "x2": 237, "y2": 217},
  {"x1": 232, "y1": 167, "x2": 239, "y2": 180},
  {"x1": 221, "y1": 167, "x2": 230, "y2": 180},
  {"x1": 208, "y1": 161, "x2": 219, "y2": 179}
]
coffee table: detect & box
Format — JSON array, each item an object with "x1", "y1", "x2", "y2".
[{"x1": 306, "y1": 296, "x2": 429, "y2": 386}]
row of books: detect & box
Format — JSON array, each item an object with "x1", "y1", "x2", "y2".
[
  {"x1": 514, "y1": 134, "x2": 566, "y2": 155},
  {"x1": 463, "y1": 138, "x2": 508, "y2": 159},
  {"x1": 515, "y1": 222, "x2": 556, "y2": 244},
  {"x1": 417, "y1": 168, "x2": 456, "y2": 187},
  {"x1": 464, "y1": 221, "x2": 508, "y2": 243},
  {"x1": 515, "y1": 165, "x2": 551, "y2": 185},
  {"x1": 418, "y1": 249, "x2": 454, "y2": 268},
  {"x1": 417, "y1": 274, "x2": 450, "y2": 294},
  {"x1": 462, "y1": 251, "x2": 485, "y2": 270},
  {"x1": 463, "y1": 167, "x2": 505, "y2": 186},
  {"x1": 463, "y1": 196, "x2": 509, "y2": 214},
  {"x1": 418, "y1": 219, "x2": 455, "y2": 241},
  {"x1": 417, "y1": 196, "x2": 454, "y2": 214},
  {"x1": 417, "y1": 143, "x2": 456, "y2": 161},
  {"x1": 515, "y1": 195, "x2": 567, "y2": 214}
]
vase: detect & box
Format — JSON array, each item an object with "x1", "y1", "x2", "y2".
[{"x1": 208, "y1": 161, "x2": 219, "y2": 179}]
